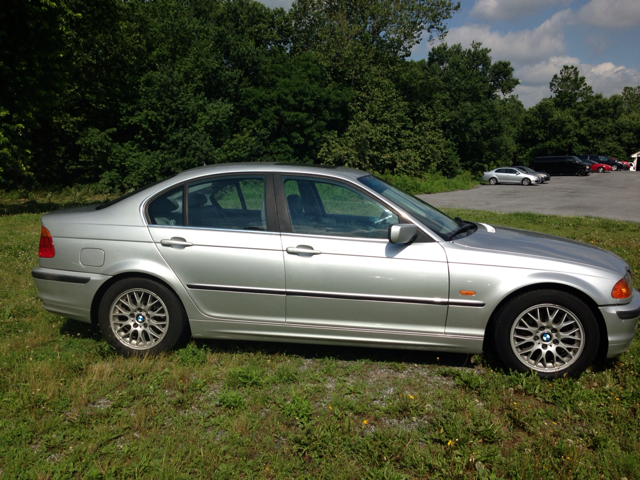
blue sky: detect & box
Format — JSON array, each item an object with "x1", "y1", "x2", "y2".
[{"x1": 258, "y1": 0, "x2": 640, "y2": 107}]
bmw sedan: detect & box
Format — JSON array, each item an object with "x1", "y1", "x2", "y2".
[
  {"x1": 32, "y1": 163, "x2": 640, "y2": 378},
  {"x1": 482, "y1": 168, "x2": 541, "y2": 186}
]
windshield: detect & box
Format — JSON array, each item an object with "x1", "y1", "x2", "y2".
[{"x1": 358, "y1": 175, "x2": 461, "y2": 240}]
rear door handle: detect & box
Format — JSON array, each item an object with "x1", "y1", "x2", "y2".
[
  {"x1": 160, "y1": 237, "x2": 193, "y2": 248},
  {"x1": 286, "y1": 246, "x2": 322, "y2": 256}
]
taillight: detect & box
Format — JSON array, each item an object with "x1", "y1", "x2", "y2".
[
  {"x1": 38, "y1": 226, "x2": 55, "y2": 258},
  {"x1": 611, "y1": 277, "x2": 631, "y2": 299}
]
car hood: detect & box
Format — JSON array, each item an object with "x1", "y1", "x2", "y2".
[{"x1": 450, "y1": 224, "x2": 627, "y2": 275}]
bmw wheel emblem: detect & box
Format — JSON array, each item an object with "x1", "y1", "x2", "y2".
[
  {"x1": 542, "y1": 332, "x2": 551, "y2": 342},
  {"x1": 136, "y1": 314, "x2": 145, "y2": 324}
]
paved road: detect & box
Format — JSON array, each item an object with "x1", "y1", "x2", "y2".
[{"x1": 417, "y1": 171, "x2": 640, "y2": 223}]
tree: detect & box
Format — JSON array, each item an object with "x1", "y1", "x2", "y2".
[
  {"x1": 397, "y1": 42, "x2": 521, "y2": 172},
  {"x1": 549, "y1": 65, "x2": 593, "y2": 109}
]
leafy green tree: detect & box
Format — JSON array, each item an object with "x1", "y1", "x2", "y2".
[
  {"x1": 549, "y1": 65, "x2": 594, "y2": 110},
  {"x1": 398, "y1": 42, "x2": 521, "y2": 173}
]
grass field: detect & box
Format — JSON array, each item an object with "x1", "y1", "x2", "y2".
[{"x1": 0, "y1": 210, "x2": 639, "y2": 479}]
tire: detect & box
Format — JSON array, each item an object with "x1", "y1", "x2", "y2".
[
  {"x1": 99, "y1": 278, "x2": 190, "y2": 356},
  {"x1": 598, "y1": 167, "x2": 604, "y2": 173},
  {"x1": 492, "y1": 289, "x2": 599, "y2": 378},
  {"x1": 489, "y1": 177, "x2": 498, "y2": 185},
  {"x1": 521, "y1": 178, "x2": 531, "y2": 186},
  {"x1": 577, "y1": 169, "x2": 586, "y2": 176},
  {"x1": 612, "y1": 165, "x2": 618, "y2": 171}
]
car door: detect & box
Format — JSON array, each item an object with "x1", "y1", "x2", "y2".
[
  {"x1": 146, "y1": 173, "x2": 286, "y2": 323},
  {"x1": 504, "y1": 168, "x2": 520, "y2": 183},
  {"x1": 276, "y1": 174, "x2": 449, "y2": 334},
  {"x1": 494, "y1": 168, "x2": 508, "y2": 183}
]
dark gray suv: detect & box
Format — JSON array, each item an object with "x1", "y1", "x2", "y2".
[{"x1": 532, "y1": 156, "x2": 591, "y2": 176}]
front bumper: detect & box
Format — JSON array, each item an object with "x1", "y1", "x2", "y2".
[
  {"x1": 599, "y1": 289, "x2": 640, "y2": 358},
  {"x1": 31, "y1": 267, "x2": 112, "y2": 323}
]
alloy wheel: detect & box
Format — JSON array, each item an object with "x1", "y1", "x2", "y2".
[
  {"x1": 509, "y1": 303, "x2": 585, "y2": 373},
  {"x1": 109, "y1": 288, "x2": 169, "y2": 350}
]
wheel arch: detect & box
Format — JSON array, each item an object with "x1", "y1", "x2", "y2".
[
  {"x1": 90, "y1": 272, "x2": 189, "y2": 331},
  {"x1": 482, "y1": 282, "x2": 608, "y2": 362}
]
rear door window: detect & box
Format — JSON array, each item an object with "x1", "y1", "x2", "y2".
[{"x1": 188, "y1": 176, "x2": 267, "y2": 231}]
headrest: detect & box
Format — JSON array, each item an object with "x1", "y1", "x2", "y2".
[
  {"x1": 189, "y1": 192, "x2": 207, "y2": 208},
  {"x1": 287, "y1": 194, "x2": 303, "y2": 214}
]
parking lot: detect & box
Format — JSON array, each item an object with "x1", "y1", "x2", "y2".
[{"x1": 418, "y1": 171, "x2": 640, "y2": 223}]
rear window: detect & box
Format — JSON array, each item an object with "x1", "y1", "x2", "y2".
[{"x1": 96, "y1": 178, "x2": 171, "y2": 210}]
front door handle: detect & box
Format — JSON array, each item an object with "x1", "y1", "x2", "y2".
[
  {"x1": 286, "y1": 246, "x2": 322, "y2": 256},
  {"x1": 160, "y1": 237, "x2": 193, "y2": 248}
]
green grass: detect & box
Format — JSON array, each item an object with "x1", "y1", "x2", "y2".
[{"x1": 1, "y1": 211, "x2": 639, "y2": 479}]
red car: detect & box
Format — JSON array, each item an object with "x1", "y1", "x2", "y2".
[{"x1": 583, "y1": 159, "x2": 612, "y2": 172}]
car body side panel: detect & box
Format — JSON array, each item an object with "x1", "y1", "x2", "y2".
[
  {"x1": 446, "y1": 263, "x2": 618, "y2": 336},
  {"x1": 148, "y1": 227, "x2": 286, "y2": 323},
  {"x1": 32, "y1": 267, "x2": 110, "y2": 323},
  {"x1": 189, "y1": 318, "x2": 484, "y2": 354},
  {"x1": 599, "y1": 289, "x2": 640, "y2": 358},
  {"x1": 281, "y1": 234, "x2": 450, "y2": 333}
]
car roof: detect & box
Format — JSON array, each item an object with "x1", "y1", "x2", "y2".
[{"x1": 173, "y1": 162, "x2": 369, "y2": 182}]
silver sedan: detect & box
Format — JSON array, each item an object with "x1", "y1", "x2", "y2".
[
  {"x1": 483, "y1": 167, "x2": 541, "y2": 186},
  {"x1": 32, "y1": 163, "x2": 639, "y2": 378}
]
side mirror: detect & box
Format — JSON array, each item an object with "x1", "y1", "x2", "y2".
[
  {"x1": 388, "y1": 224, "x2": 418, "y2": 244},
  {"x1": 515, "y1": 171, "x2": 521, "y2": 175}
]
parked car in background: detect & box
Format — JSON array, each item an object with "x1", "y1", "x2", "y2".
[
  {"x1": 577, "y1": 155, "x2": 626, "y2": 171},
  {"x1": 513, "y1": 166, "x2": 550, "y2": 183},
  {"x1": 482, "y1": 167, "x2": 541, "y2": 185},
  {"x1": 532, "y1": 156, "x2": 591, "y2": 176},
  {"x1": 610, "y1": 157, "x2": 631, "y2": 169},
  {"x1": 30, "y1": 162, "x2": 640, "y2": 378},
  {"x1": 581, "y1": 159, "x2": 612, "y2": 173}
]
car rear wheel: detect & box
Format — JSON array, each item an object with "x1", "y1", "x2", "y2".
[
  {"x1": 493, "y1": 289, "x2": 599, "y2": 378},
  {"x1": 521, "y1": 178, "x2": 531, "y2": 186},
  {"x1": 99, "y1": 278, "x2": 190, "y2": 356},
  {"x1": 598, "y1": 167, "x2": 604, "y2": 173},
  {"x1": 489, "y1": 177, "x2": 498, "y2": 185},
  {"x1": 612, "y1": 165, "x2": 618, "y2": 171}
]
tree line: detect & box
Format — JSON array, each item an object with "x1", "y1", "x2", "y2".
[{"x1": 1, "y1": 0, "x2": 639, "y2": 190}]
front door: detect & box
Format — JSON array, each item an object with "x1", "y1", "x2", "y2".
[
  {"x1": 147, "y1": 174, "x2": 285, "y2": 323},
  {"x1": 277, "y1": 175, "x2": 449, "y2": 334}
]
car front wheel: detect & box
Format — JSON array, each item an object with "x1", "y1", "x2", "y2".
[
  {"x1": 493, "y1": 289, "x2": 599, "y2": 378},
  {"x1": 99, "y1": 278, "x2": 190, "y2": 356},
  {"x1": 612, "y1": 165, "x2": 618, "y2": 171},
  {"x1": 521, "y1": 178, "x2": 531, "y2": 186}
]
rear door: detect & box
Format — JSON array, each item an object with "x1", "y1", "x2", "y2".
[{"x1": 147, "y1": 174, "x2": 286, "y2": 323}]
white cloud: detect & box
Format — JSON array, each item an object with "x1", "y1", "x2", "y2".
[
  {"x1": 514, "y1": 56, "x2": 640, "y2": 107},
  {"x1": 576, "y1": 0, "x2": 640, "y2": 28},
  {"x1": 469, "y1": 0, "x2": 573, "y2": 22},
  {"x1": 435, "y1": 9, "x2": 571, "y2": 67}
]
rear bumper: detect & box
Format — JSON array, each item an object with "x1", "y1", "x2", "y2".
[
  {"x1": 599, "y1": 290, "x2": 640, "y2": 358},
  {"x1": 31, "y1": 267, "x2": 112, "y2": 323}
]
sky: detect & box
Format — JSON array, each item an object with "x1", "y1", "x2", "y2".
[{"x1": 258, "y1": 0, "x2": 640, "y2": 108}]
